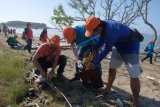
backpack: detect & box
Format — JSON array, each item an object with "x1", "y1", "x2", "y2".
[
  {"x1": 39, "y1": 32, "x2": 43, "y2": 41},
  {"x1": 22, "y1": 28, "x2": 28, "y2": 40},
  {"x1": 144, "y1": 45, "x2": 148, "y2": 52}
]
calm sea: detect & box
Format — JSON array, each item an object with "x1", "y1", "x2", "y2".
[{"x1": 15, "y1": 28, "x2": 160, "y2": 52}]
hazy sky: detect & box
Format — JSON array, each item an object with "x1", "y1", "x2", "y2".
[{"x1": 0, "y1": 0, "x2": 159, "y2": 34}]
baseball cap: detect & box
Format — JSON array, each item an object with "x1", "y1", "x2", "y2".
[
  {"x1": 63, "y1": 26, "x2": 76, "y2": 44},
  {"x1": 85, "y1": 16, "x2": 100, "y2": 37},
  {"x1": 49, "y1": 35, "x2": 60, "y2": 46}
]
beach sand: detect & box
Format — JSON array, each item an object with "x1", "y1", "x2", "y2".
[{"x1": 0, "y1": 33, "x2": 160, "y2": 107}]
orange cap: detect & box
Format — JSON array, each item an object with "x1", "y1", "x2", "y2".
[
  {"x1": 150, "y1": 40, "x2": 154, "y2": 44},
  {"x1": 85, "y1": 16, "x2": 100, "y2": 37},
  {"x1": 63, "y1": 26, "x2": 76, "y2": 44},
  {"x1": 49, "y1": 35, "x2": 60, "y2": 46}
]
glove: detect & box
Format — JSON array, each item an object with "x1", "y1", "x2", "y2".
[{"x1": 77, "y1": 60, "x2": 84, "y2": 69}]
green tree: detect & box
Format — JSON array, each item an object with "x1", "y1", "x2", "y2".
[
  {"x1": 51, "y1": 0, "x2": 145, "y2": 30},
  {"x1": 51, "y1": 5, "x2": 73, "y2": 31},
  {"x1": 51, "y1": 0, "x2": 97, "y2": 30}
]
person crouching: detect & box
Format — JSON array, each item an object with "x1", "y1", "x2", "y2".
[{"x1": 32, "y1": 35, "x2": 67, "y2": 80}]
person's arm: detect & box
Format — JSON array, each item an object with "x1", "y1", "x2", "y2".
[
  {"x1": 93, "y1": 42, "x2": 112, "y2": 65},
  {"x1": 86, "y1": 35, "x2": 114, "y2": 70},
  {"x1": 91, "y1": 36, "x2": 104, "y2": 52},
  {"x1": 16, "y1": 40, "x2": 22, "y2": 46},
  {"x1": 48, "y1": 55, "x2": 59, "y2": 80},
  {"x1": 32, "y1": 52, "x2": 47, "y2": 78}
]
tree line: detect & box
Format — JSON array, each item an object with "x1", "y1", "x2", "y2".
[{"x1": 4, "y1": 21, "x2": 46, "y2": 29}]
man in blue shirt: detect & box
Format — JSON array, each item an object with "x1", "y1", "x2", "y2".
[
  {"x1": 63, "y1": 26, "x2": 100, "y2": 82},
  {"x1": 85, "y1": 16, "x2": 143, "y2": 107}
]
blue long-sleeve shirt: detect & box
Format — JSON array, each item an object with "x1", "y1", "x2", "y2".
[
  {"x1": 92, "y1": 20, "x2": 140, "y2": 65},
  {"x1": 147, "y1": 43, "x2": 154, "y2": 55}
]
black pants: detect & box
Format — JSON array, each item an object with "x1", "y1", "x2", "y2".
[
  {"x1": 36, "y1": 55, "x2": 67, "y2": 75},
  {"x1": 24, "y1": 39, "x2": 32, "y2": 53},
  {"x1": 142, "y1": 54, "x2": 153, "y2": 64},
  {"x1": 8, "y1": 43, "x2": 17, "y2": 48}
]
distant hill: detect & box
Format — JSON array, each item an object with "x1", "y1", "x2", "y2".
[{"x1": 5, "y1": 21, "x2": 47, "y2": 29}]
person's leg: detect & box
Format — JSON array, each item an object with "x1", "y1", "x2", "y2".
[
  {"x1": 28, "y1": 39, "x2": 32, "y2": 53},
  {"x1": 8, "y1": 43, "x2": 14, "y2": 48},
  {"x1": 57, "y1": 55, "x2": 67, "y2": 76},
  {"x1": 34, "y1": 57, "x2": 49, "y2": 75},
  {"x1": 130, "y1": 78, "x2": 140, "y2": 107},
  {"x1": 105, "y1": 68, "x2": 116, "y2": 92},
  {"x1": 123, "y1": 53, "x2": 141, "y2": 107},
  {"x1": 70, "y1": 46, "x2": 86, "y2": 82},
  {"x1": 69, "y1": 62, "x2": 80, "y2": 82},
  {"x1": 149, "y1": 54, "x2": 153, "y2": 64},
  {"x1": 104, "y1": 48, "x2": 123, "y2": 93},
  {"x1": 141, "y1": 54, "x2": 149, "y2": 62}
]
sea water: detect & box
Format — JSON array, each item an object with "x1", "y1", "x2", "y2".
[{"x1": 15, "y1": 28, "x2": 160, "y2": 52}]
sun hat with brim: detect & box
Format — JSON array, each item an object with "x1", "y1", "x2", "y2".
[
  {"x1": 85, "y1": 16, "x2": 100, "y2": 37},
  {"x1": 63, "y1": 26, "x2": 76, "y2": 44},
  {"x1": 49, "y1": 35, "x2": 60, "y2": 46}
]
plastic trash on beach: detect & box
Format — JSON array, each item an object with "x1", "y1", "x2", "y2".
[
  {"x1": 146, "y1": 76, "x2": 155, "y2": 80},
  {"x1": 35, "y1": 77, "x2": 47, "y2": 83},
  {"x1": 77, "y1": 60, "x2": 84, "y2": 69}
]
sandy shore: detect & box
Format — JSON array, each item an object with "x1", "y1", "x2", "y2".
[{"x1": 0, "y1": 33, "x2": 160, "y2": 106}]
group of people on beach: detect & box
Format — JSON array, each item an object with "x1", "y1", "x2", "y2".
[
  {"x1": 0, "y1": 23, "x2": 16, "y2": 38},
  {"x1": 31, "y1": 16, "x2": 146, "y2": 107},
  {"x1": 2, "y1": 16, "x2": 160, "y2": 107}
]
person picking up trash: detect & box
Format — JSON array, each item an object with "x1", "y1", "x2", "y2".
[
  {"x1": 6, "y1": 34, "x2": 22, "y2": 48},
  {"x1": 32, "y1": 35, "x2": 67, "y2": 81},
  {"x1": 84, "y1": 16, "x2": 144, "y2": 107},
  {"x1": 63, "y1": 26, "x2": 101, "y2": 82}
]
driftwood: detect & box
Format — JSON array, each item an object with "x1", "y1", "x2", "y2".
[{"x1": 25, "y1": 70, "x2": 72, "y2": 107}]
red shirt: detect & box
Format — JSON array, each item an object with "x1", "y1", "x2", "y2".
[
  {"x1": 25, "y1": 27, "x2": 33, "y2": 39},
  {"x1": 35, "y1": 43, "x2": 61, "y2": 61},
  {"x1": 41, "y1": 33, "x2": 48, "y2": 43}
]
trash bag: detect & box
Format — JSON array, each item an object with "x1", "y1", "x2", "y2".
[{"x1": 79, "y1": 68, "x2": 103, "y2": 88}]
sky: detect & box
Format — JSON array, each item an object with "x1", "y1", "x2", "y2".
[{"x1": 0, "y1": 0, "x2": 160, "y2": 34}]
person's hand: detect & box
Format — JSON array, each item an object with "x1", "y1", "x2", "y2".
[
  {"x1": 85, "y1": 63, "x2": 95, "y2": 70},
  {"x1": 40, "y1": 70, "x2": 47, "y2": 78},
  {"x1": 48, "y1": 70, "x2": 55, "y2": 80}
]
